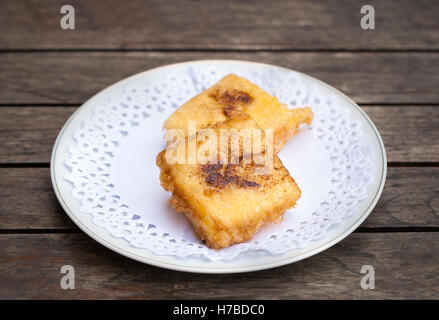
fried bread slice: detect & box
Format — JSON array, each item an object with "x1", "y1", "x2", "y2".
[
  {"x1": 164, "y1": 74, "x2": 313, "y2": 152},
  {"x1": 157, "y1": 113, "x2": 301, "y2": 249}
]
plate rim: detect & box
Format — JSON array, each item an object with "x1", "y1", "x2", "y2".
[{"x1": 50, "y1": 59, "x2": 387, "y2": 274}]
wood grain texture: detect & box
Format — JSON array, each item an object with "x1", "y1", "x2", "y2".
[
  {"x1": 0, "y1": 107, "x2": 76, "y2": 164},
  {"x1": 0, "y1": 106, "x2": 438, "y2": 164},
  {"x1": 0, "y1": 167, "x2": 437, "y2": 230},
  {"x1": 0, "y1": 0, "x2": 438, "y2": 50},
  {"x1": 0, "y1": 168, "x2": 76, "y2": 230},
  {"x1": 0, "y1": 52, "x2": 438, "y2": 104},
  {"x1": 363, "y1": 106, "x2": 439, "y2": 163},
  {"x1": 0, "y1": 233, "x2": 437, "y2": 299}
]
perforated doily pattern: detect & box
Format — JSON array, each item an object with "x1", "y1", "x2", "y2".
[{"x1": 64, "y1": 64, "x2": 372, "y2": 261}]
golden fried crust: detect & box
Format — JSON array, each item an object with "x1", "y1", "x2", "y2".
[
  {"x1": 157, "y1": 115, "x2": 301, "y2": 249},
  {"x1": 164, "y1": 74, "x2": 313, "y2": 152}
]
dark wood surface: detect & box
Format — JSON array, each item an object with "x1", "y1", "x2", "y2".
[
  {"x1": 1, "y1": 0, "x2": 438, "y2": 50},
  {"x1": 1, "y1": 52, "x2": 439, "y2": 104},
  {"x1": 0, "y1": 0, "x2": 437, "y2": 299},
  {"x1": 1, "y1": 233, "x2": 437, "y2": 299}
]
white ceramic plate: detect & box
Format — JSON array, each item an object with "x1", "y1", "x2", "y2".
[{"x1": 51, "y1": 60, "x2": 386, "y2": 273}]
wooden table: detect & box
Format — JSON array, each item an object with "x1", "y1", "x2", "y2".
[{"x1": 0, "y1": 0, "x2": 438, "y2": 299}]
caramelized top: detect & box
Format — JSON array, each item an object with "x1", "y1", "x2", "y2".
[
  {"x1": 209, "y1": 89, "x2": 253, "y2": 118},
  {"x1": 201, "y1": 163, "x2": 260, "y2": 189},
  {"x1": 218, "y1": 90, "x2": 252, "y2": 105}
]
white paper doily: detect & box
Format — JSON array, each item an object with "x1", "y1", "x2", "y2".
[{"x1": 63, "y1": 63, "x2": 373, "y2": 261}]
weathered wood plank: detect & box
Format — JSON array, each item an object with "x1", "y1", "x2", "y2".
[
  {"x1": 0, "y1": 233, "x2": 437, "y2": 299},
  {"x1": 0, "y1": 52, "x2": 438, "y2": 104},
  {"x1": 363, "y1": 106, "x2": 439, "y2": 163},
  {"x1": 0, "y1": 106, "x2": 437, "y2": 164},
  {"x1": 367, "y1": 167, "x2": 439, "y2": 228},
  {"x1": 1, "y1": 0, "x2": 438, "y2": 50},
  {"x1": 0, "y1": 168, "x2": 76, "y2": 230},
  {"x1": 0, "y1": 167, "x2": 437, "y2": 230},
  {"x1": 0, "y1": 107, "x2": 76, "y2": 164}
]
